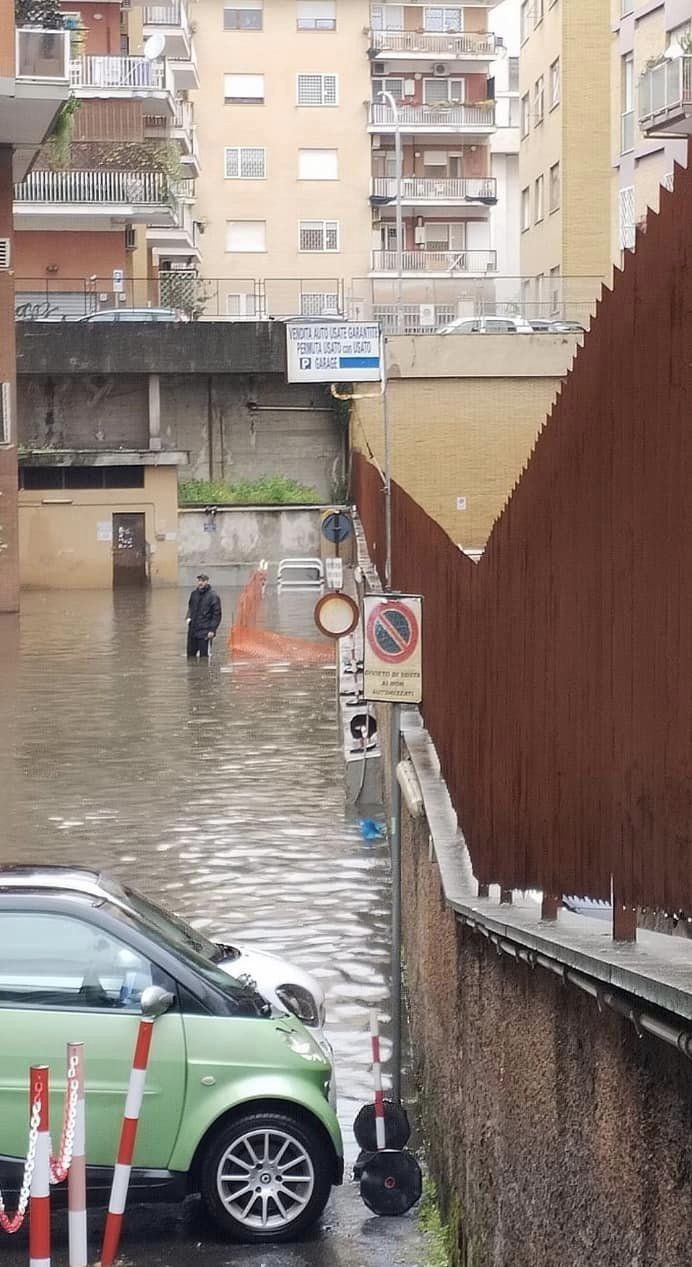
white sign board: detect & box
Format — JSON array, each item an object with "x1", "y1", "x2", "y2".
[
  {"x1": 286, "y1": 321, "x2": 381, "y2": 383},
  {"x1": 97, "y1": 520, "x2": 112, "y2": 543},
  {"x1": 325, "y1": 557, "x2": 344, "y2": 591},
  {"x1": 363, "y1": 593, "x2": 423, "y2": 704}
]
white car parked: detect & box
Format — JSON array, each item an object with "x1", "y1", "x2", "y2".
[
  {"x1": 0, "y1": 867, "x2": 336, "y2": 1106},
  {"x1": 438, "y1": 315, "x2": 534, "y2": 335}
]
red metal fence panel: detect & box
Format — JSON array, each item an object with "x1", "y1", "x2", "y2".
[{"x1": 353, "y1": 161, "x2": 692, "y2": 911}]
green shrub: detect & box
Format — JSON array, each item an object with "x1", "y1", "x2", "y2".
[{"x1": 178, "y1": 475, "x2": 320, "y2": 505}]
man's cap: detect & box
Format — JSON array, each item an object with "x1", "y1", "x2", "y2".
[{"x1": 196, "y1": 572, "x2": 210, "y2": 581}]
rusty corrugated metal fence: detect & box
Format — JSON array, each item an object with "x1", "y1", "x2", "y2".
[{"x1": 352, "y1": 161, "x2": 692, "y2": 911}]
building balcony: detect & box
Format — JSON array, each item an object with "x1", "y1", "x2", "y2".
[
  {"x1": 143, "y1": 1, "x2": 191, "y2": 61},
  {"x1": 143, "y1": 98, "x2": 200, "y2": 173},
  {"x1": 368, "y1": 102, "x2": 495, "y2": 136},
  {"x1": 371, "y1": 176, "x2": 497, "y2": 206},
  {"x1": 370, "y1": 248, "x2": 497, "y2": 276},
  {"x1": 13, "y1": 168, "x2": 179, "y2": 231},
  {"x1": 369, "y1": 29, "x2": 497, "y2": 62},
  {"x1": 638, "y1": 55, "x2": 692, "y2": 136},
  {"x1": 3, "y1": 29, "x2": 71, "y2": 177},
  {"x1": 70, "y1": 56, "x2": 175, "y2": 113},
  {"x1": 147, "y1": 199, "x2": 200, "y2": 262}
]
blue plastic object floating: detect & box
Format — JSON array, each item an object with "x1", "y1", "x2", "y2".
[{"x1": 360, "y1": 818, "x2": 385, "y2": 841}]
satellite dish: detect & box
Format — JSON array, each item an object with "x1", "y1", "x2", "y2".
[
  {"x1": 665, "y1": 39, "x2": 684, "y2": 60},
  {"x1": 143, "y1": 32, "x2": 166, "y2": 60}
]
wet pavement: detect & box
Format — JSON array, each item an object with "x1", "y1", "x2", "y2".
[{"x1": 0, "y1": 587, "x2": 427, "y2": 1267}]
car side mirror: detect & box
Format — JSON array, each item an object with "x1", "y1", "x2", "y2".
[{"x1": 140, "y1": 985, "x2": 175, "y2": 1019}]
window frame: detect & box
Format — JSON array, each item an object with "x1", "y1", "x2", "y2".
[
  {"x1": 533, "y1": 74, "x2": 544, "y2": 125},
  {"x1": 296, "y1": 72, "x2": 339, "y2": 106},
  {"x1": 534, "y1": 173, "x2": 544, "y2": 223},
  {"x1": 550, "y1": 57, "x2": 560, "y2": 109},
  {"x1": 549, "y1": 161, "x2": 560, "y2": 213},
  {"x1": 222, "y1": 2, "x2": 263, "y2": 31},
  {"x1": 521, "y1": 92, "x2": 530, "y2": 138},
  {"x1": 298, "y1": 219, "x2": 340, "y2": 252},
  {"x1": 521, "y1": 185, "x2": 531, "y2": 232},
  {"x1": 224, "y1": 146, "x2": 266, "y2": 179},
  {"x1": 225, "y1": 219, "x2": 268, "y2": 252},
  {"x1": 223, "y1": 72, "x2": 265, "y2": 104},
  {"x1": 296, "y1": 0, "x2": 337, "y2": 31},
  {"x1": 298, "y1": 148, "x2": 339, "y2": 180}
]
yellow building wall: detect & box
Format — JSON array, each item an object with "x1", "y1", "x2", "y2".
[
  {"x1": 351, "y1": 375, "x2": 563, "y2": 549},
  {"x1": 561, "y1": 0, "x2": 611, "y2": 281},
  {"x1": 18, "y1": 466, "x2": 179, "y2": 589}
]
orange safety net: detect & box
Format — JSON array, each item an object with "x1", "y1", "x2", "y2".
[{"x1": 228, "y1": 567, "x2": 334, "y2": 665}]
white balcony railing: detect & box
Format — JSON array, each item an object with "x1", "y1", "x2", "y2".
[
  {"x1": 16, "y1": 28, "x2": 70, "y2": 81},
  {"x1": 372, "y1": 176, "x2": 497, "y2": 202},
  {"x1": 371, "y1": 249, "x2": 497, "y2": 273},
  {"x1": 369, "y1": 102, "x2": 495, "y2": 129},
  {"x1": 14, "y1": 169, "x2": 174, "y2": 206},
  {"x1": 639, "y1": 55, "x2": 692, "y2": 127},
  {"x1": 70, "y1": 56, "x2": 165, "y2": 91},
  {"x1": 369, "y1": 29, "x2": 496, "y2": 57},
  {"x1": 143, "y1": 0, "x2": 189, "y2": 28}
]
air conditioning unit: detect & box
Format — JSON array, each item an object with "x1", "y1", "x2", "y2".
[
  {"x1": 373, "y1": 62, "x2": 386, "y2": 75},
  {"x1": 433, "y1": 63, "x2": 447, "y2": 76},
  {"x1": 0, "y1": 239, "x2": 10, "y2": 270}
]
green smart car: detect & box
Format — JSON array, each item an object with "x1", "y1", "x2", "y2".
[{"x1": 0, "y1": 868, "x2": 343, "y2": 1243}]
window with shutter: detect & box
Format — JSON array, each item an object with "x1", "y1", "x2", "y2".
[
  {"x1": 225, "y1": 221, "x2": 267, "y2": 251},
  {"x1": 223, "y1": 1, "x2": 262, "y2": 29},
  {"x1": 296, "y1": 1, "x2": 336, "y2": 31},
  {"x1": 298, "y1": 149, "x2": 338, "y2": 179},
  {"x1": 224, "y1": 73, "x2": 264, "y2": 103}
]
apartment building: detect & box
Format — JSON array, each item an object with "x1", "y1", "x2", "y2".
[
  {"x1": 614, "y1": 0, "x2": 690, "y2": 263},
  {"x1": 191, "y1": 0, "x2": 515, "y2": 328},
  {"x1": 1, "y1": 0, "x2": 71, "y2": 609},
  {"x1": 518, "y1": 0, "x2": 611, "y2": 321},
  {"x1": 12, "y1": 0, "x2": 200, "y2": 317}
]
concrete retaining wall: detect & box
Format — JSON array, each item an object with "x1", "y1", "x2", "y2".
[
  {"x1": 178, "y1": 506, "x2": 325, "y2": 576},
  {"x1": 401, "y1": 777, "x2": 692, "y2": 1267}
]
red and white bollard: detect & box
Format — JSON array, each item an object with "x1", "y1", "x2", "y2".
[
  {"x1": 370, "y1": 1009, "x2": 387, "y2": 1151},
  {"x1": 67, "y1": 1044, "x2": 87, "y2": 1267},
  {"x1": 100, "y1": 1017, "x2": 156, "y2": 1267},
  {"x1": 29, "y1": 1066, "x2": 51, "y2": 1267}
]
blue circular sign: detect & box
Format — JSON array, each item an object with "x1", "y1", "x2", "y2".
[{"x1": 321, "y1": 511, "x2": 353, "y2": 544}]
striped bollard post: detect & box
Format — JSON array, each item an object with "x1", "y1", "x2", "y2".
[
  {"x1": 67, "y1": 1044, "x2": 87, "y2": 1267},
  {"x1": 29, "y1": 1065, "x2": 51, "y2": 1267},
  {"x1": 100, "y1": 1017, "x2": 155, "y2": 1267},
  {"x1": 369, "y1": 1010, "x2": 386, "y2": 1150}
]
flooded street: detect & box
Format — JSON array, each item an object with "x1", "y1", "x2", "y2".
[{"x1": 0, "y1": 586, "x2": 424, "y2": 1267}]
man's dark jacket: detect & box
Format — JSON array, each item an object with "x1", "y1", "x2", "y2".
[{"x1": 187, "y1": 585, "x2": 222, "y2": 637}]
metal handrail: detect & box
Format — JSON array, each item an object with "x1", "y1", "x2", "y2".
[
  {"x1": 371, "y1": 249, "x2": 498, "y2": 273},
  {"x1": 369, "y1": 29, "x2": 496, "y2": 57},
  {"x1": 369, "y1": 102, "x2": 496, "y2": 128},
  {"x1": 14, "y1": 169, "x2": 172, "y2": 204},
  {"x1": 372, "y1": 176, "x2": 497, "y2": 201},
  {"x1": 70, "y1": 55, "x2": 165, "y2": 90}
]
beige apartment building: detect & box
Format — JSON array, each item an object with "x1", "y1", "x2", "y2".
[
  {"x1": 614, "y1": 0, "x2": 691, "y2": 263},
  {"x1": 518, "y1": 0, "x2": 611, "y2": 322},
  {"x1": 191, "y1": 0, "x2": 516, "y2": 327}
]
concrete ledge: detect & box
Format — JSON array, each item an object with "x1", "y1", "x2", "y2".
[
  {"x1": 16, "y1": 321, "x2": 287, "y2": 376},
  {"x1": 403, "y1": 717, "x2": 692, "y2": 1023},
  {"x1": 384, "y1": 332, "x2": 583, "y2": 379},
  {"x1": 19, "y1": 449, "x2": 188, "y2": 466}
]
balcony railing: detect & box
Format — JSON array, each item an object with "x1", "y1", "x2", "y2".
[
  {"x1": 16, "y1": 27, "x2": 69, "y2": 80},
  {"x1": 369, "y1": 29, "x2": 496, "y2": 57},
  {"x1": 14, "y1": 169, "x2": 173, "y2": 205},
  {"x1": 639, "y1": 55, "x2": 692, "y2": 128},
  {"x1": 372, "y1": 176, "x2": 497, "y2": 202},
  {"x1": 369, "y1": 102, "x2": 495, "y2": 129},
  {"x1": 143, "y1": 0, "x2": 188, "y2": 27},
  {"x1": 70, "y1": 56, "x2": 165, "y2": 91},
  {"x1": 371, "y1": 249, "x2": 497, "y2": 273}
]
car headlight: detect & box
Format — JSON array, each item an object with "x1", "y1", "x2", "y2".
[
  {"x1": 278, "y1": 1028, "x2": 327, "y2": 1064},
  {"x1": 275, "y1": 983, "x2": 320, "y2": 1027}
]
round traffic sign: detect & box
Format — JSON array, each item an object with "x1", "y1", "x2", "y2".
[
  {"x1": 321, "y1": 510, "x2": 353, "y2": 545},
  {"x1": 314, "y1": 592, "x2": 359, "y2": 639},
  {"x1": 366, "y1": 600, "x2": 419, "y2": 665},
  {"x1": 359, "y1": 1149, "x2": 422, "y2": 1217}
]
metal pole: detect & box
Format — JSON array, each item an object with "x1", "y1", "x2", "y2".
[
  {"x1": 390, "y1": 701, "x2": 402, "y2": 1104},
  {"x1": 378, "y1": 91, "x2": 403, "y2": 334},
  {"x1": 381, "y1": 337, "x2": 392, "y2": 591}
]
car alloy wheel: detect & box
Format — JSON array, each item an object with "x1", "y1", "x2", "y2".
[
  {"x1": 200, "y1": 1111, "x2": 333, "y2": 1243},
  {"x1": 217, "y1": 1126, "x2": 314, "y2": 1232}
]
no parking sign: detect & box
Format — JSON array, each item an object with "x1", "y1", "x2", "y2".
[{"x1": 363, "y1": 594, "x2": 423, "y2": 704}]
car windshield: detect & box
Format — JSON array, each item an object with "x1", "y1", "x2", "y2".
[{"x1": 100, "y1": 880, "x2": 267, "y2": 1013}]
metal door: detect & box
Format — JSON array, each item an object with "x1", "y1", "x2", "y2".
[{"x1": 112, "y1": 512, "x2": 147, "y2": 587}]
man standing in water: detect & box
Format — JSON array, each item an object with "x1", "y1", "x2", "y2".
[{"x1": 186, "y1": 573, "x2": 222, "y2": 658}]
